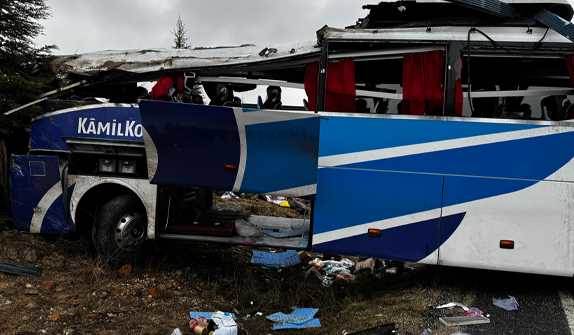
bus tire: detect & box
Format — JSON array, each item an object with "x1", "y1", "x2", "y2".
[{"x1": 93, "y1": 194, "x2": 147, "y2": 266}]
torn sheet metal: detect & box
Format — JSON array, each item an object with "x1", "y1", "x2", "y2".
[
  {"x1": 52, "y1": 42, "x2": 318, "y2": 76},
  {"x1": 439, "y1": 315, "x2": 491, "y2": 327}
]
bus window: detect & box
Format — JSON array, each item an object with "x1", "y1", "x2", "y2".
[
  {"x1": 461, "y1": 55, "x2": 574, "y2": 121},
  {"x1": 320, "y1": 48, "x2": 464, "y2": 116},
  {"x1": 304, "y1": 59, "x2": 357, "y2": 113}
]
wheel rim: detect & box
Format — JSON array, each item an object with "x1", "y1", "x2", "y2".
[{"x1": 114, "y1": 214, "x2": 145, "y2": 249}]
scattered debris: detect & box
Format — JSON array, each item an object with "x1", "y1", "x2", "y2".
[
  {"x1": 259, "y1": 47, "x2": 278, "y2": 57},
  {"x1": 251, "y1": 250, "x2": 301, "y2": 268},
  {"x1": 493, "y1": 295, "x2": 519, "y2": 311},
  {"x1": 354, "y1": 258, "x2": 377, "y2": 273},
  {"x1": 343, "y1": 323, "x2": 397, "y2": 334},
  {"x1": 189, "y1": 311, "x2": 238, "y2": 335},
  {"x1": 307, "y1": 258, "x2": 355, "y2": 287},
  {"x1": 0, "y1": 261, "x2": 41, "y2": 277},
  {"x1": 221, "y1": 192, "x2": 240, "y2": 200},
  {"x1": 439, "y1": 315, "x2": 491, "y2": 327},
  {"x1": 263, "y1": 195, "x2": 291, "y2": 208},
  {"x1": 436, "y1": 302, "x2": 485, "y2": 317},
  {"x1": 266, "y1": 307, "x2": 321, "y2": 330},
  {"x1": 170, "y1": 328, "x2": 183, "y2": 335},
  {"x1": 436, "y1": 302, "x2": 490, "y2": 326},
  {"x1": 289, "y1": 198, "x2": 311, "y2": 214}
]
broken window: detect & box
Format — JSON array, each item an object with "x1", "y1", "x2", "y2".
[{"x1": 461, "y1": 53, "x2": 574, "y2": 120}]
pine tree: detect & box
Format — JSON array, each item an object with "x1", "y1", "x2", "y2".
[
  {"x1": 0, "y1": 0, "x2": 53, "y2": 61},
  {"x1": 0, "y1": 0, "x2": 56, "y2": 116},
  {"x1": 173, "y1": 16, "x2": 191, "y2": 49},
  {"x1": 0, "y1": 0, "x2": 56, "y2": 212}
]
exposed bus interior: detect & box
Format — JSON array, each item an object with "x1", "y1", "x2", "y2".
[{"x1": 155, "y1": 186, "x2": 312, "y2": 249}]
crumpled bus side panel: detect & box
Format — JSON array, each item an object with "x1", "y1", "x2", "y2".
[
  {"x1": 139, "y1": 101, "x2": 319, "y2": 197},
  {"x1": 10, "y1": 155, "x2": 73, "y2": 234}
]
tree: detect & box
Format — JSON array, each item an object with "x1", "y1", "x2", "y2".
[
  {"x1": 173, "y1": 16, "x2": 191, "y2": 49},
  {"x1": 0, "y1": 0, "x2": 56, "y2": 116},
  {"x1": 0, "y1": 0, "x2": 54, "y2": 62},
  {"x1": 0, "y1": 0, "x2": 56, "y2": 212}
]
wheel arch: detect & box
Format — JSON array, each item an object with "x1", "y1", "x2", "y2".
[{"x1": 71, "y1": 177, "x2": 156, "y2": 239}]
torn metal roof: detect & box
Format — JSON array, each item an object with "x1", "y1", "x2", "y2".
[
  {"x1": 320, "y1": 26, "x2": 574, "y2": 44},
  {"x1": 52, "y1": 42, "x2": 319, "y2": 76}
]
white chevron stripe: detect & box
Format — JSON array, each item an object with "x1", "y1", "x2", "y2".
[
  {"x1": 269, "y1": 184, "x2": 317, "y2": 197},
  {"x1": 233, "y1": 107, "x2": 247, "y2": 192},
  {"x1": 241, "y1": 110, "x2": 316, "y2": 126},
  {"x1": 313, "y1": 208, "x2": 441, "y2": 245},
  {"x1": 30, "y1": 181, "x2": 62, "y2": 233},
  {"x1": 319, "y1": 126, "x2": 573, "y2": 167}
]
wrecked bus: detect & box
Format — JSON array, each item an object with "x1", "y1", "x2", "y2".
[{"x1": 8, "y1": 0, "x2": 574, "y2": 276}]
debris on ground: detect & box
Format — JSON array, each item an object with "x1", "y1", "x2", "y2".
[
  {"x1": 289, "y1": 198, "x2": 311, "y2": 214},
  {"x1": 439, "y1": 315, "x2": 491, "y2": 327},
  {"x1": 343, "y1": 323, "x2": 397, "y2": 334},
  {"x1": 170, "y1": 328, "x2": 183, "y2": 335},
  {"x1": 0, "y1": 261, "x2": 41, "y2": 277},
  {"x1": 221, "y1": 192, "x2": 240, "y2": 200},
  {"x1": 266, "y1": 307, "x2": 321, "y2": 330},
  {"x1": 354, "y1": 258, "x2": 377, "y2": 274},
  {"x1": 189, "y1": 311, "x2": 238, "y2": 335},
  {"x1": 307, "y1": 258, "x2": 355, "y2": 287},
  {"x1": 264, "y1": 195, "x2": 291, "y2": 208},
  {"x1": 436, "y1": 302, "x2": 485, "y2": 317},
  {"x1": 214, "y1": 193, "x2": 302, "y2": 218},
  {"x1": 250, "y1": 250, "x2": 301, "y2": 268},
  {"x1": 493, "y1": 295, "x2": 519, "y2": 311},
  {"x1": 436, "y1": 302, "x2": 490, "y2": 326}
]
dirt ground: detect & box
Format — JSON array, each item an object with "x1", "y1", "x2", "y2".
[
  {"x1": 2, "y1": 213, "x2": 573, "y2": 335},
  {"x1": 0, "y1": 214, "x2": 449, "y2": 335}
]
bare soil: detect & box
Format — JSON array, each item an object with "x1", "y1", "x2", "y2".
[{"x1": 0, "y1": 216, "x2": 444, "y2": 335}]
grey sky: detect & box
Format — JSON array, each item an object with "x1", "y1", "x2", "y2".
[{"x1": 35, "y1": 0, "x2": 367, "y2": 54}]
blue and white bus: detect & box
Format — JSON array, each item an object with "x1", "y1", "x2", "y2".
[{"x1": 9, "y1": 0, "x2": 574, "y2": 275}]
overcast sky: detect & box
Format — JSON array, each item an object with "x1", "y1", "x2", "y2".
[{"x1": 35, "y1": 0, "x2": 367, "y2": 54}]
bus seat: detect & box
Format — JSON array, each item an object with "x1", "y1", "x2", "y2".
[{"x1": 262, "y1": 86, "x2": 283, "y2": 110}]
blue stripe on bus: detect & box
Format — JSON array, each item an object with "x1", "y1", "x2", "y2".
[
  {"x1": 319, "y1": 116, "x2": 543, "y2": 157},
  {"x1": 313, "y1": 168, "x2": 444, "y2": 234},
  {"x1": 313, "y1": 212, "x2": 465, "y2": 262},
  {"x1": 343, "y1": 131, "x2": 574, "y2": 181}
]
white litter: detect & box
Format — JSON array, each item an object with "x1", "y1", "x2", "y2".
[{"x1": 492, "y1": 295, "x2": 519, "y2": 311}]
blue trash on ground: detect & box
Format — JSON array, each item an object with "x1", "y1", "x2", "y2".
[
  {"x1": 266, "y1": 307, "x2": 321, "y2": 330},
  {"x1": 251, "y1": 250, "x2": 301, "y2": 268}
]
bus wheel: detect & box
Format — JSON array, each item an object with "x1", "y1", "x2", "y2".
[{"x1": 93, "y1": 194, "x2": 147, "y2": 266}]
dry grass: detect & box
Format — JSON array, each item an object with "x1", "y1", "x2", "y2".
[{"x1": 0, "y1": 227, "x2": 441, "y2": 335}]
